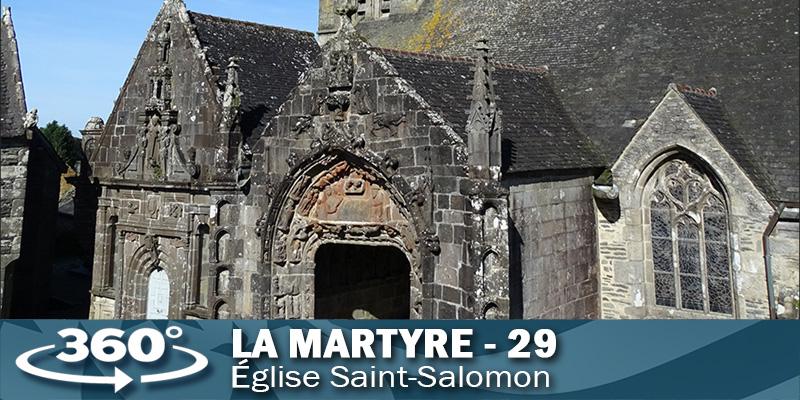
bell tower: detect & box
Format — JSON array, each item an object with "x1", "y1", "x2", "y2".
[{"x1": 318, "y1": 0, "x2": 425, "y2": 45}]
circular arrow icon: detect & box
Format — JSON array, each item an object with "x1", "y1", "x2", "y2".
[
  {"x1": 15, "y1": 327, "x2": 209, "y2": 393},
  {"x1": 16, "y1": 345, "x2": 133, "y2": 393},
  {"x1": 141, "y1": 345, "x2": 208, "y2": 385}
]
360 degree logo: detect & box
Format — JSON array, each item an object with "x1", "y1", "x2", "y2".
[{"x1": 15, "y1": 326, "x2": 208, "y2": 392}]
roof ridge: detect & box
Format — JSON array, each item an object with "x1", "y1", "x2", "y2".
[
  {"x1": 674, "y1": 83, "x2": 719, "y2": 98},
  {"x1": 375, "y1": 47, "x2": 474, "y2": 63},
  {"x1": 374, "y1": 47, "x2": 549, "y2": 74},
  {"x1": 187, "y1": 10, "x2": 315, "y2": 36}
]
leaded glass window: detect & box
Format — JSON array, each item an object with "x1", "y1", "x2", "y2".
[{"x1": 648, "y1": 159, "x2": 733, "y2": 314}]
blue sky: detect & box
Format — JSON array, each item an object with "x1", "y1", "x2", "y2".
[{"x1": 3, "y1": 0, "x2": 318, "y2": 136}]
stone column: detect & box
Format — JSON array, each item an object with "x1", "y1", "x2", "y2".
[
  {"x1": 187, "y1": 228, "x2": 204, "y2": 306},
  {"x1": 91, "y1": 206, "x2": 109, "y2": 292},
  {"x1": 112, "y1": 231, "x2": 126, "y2": 318}
]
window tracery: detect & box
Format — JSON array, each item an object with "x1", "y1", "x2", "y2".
[{"x1": 649, "y1": 159, "x2": 733, "y2": 314}]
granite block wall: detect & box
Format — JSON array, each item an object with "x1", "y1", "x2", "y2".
[{"x1": 509, "y1": 175, "x2": 599, "y2": 319}]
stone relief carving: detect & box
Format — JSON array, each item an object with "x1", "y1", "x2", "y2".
[
  {"x1": 292, "y1": 115, "x2": 314, "y2": 136},
  {"x1": 157, "y1": 21, "x2": 172, "y2": 63},
  {"x1": 351, "y1": 83, "x2": 373, "y2": 114},
  {"x1": 326, "y1": 91, "x2": 351, "y2": 120},
  {"x1": 286, "y1": 152, "x2": 300, "y2": 169},
  {"x1": 270, "y1": 159, "x2": 414, "y2": 262},
  {"x1": 328, "y1": 50, "x2": 354, "y2": 90},
  {"x1": 383, "y1": 155, "x2": 400, "y2": 176},
  {"x1": 421, "y1": 229, "x2": 441, "y2": 255},
  {"x1": 372, "y1": 111, "x2": 405, "y2": 138},
  {"x1": 125, "y1": 200, "x2": 140, "y2": 215},
  {"x1": 405, "y1": 176, "x2": 430, "y2": 207},
  {"x1": 264, "y1": 154, "x2": 425, "y2": 319},
  {"x1": 114, "y1": 18, "x2": 199, "y2": 181},
  {"x1": 22, "y1": 108, "x2": 38, "y2": 131},
  {"x1": 142, "y1": 234, "x2": 161, "y2": 268},
  {"x1": 147, "y1": 196, "x2": 161, "y2": 219},
  {"x1": 168, "y1": 203, "x2": 183, "y2": 219}
]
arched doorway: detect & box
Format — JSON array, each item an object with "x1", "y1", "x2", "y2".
[
  {"x1": 314, "y1": 243, "x2": 411, "y2": 319},
  {"x1": 265, "y1": 154, "x2": 422, "y2": 319},
  {"x1": 146, "y1": 268, "x2": 170, "y2": 319}
]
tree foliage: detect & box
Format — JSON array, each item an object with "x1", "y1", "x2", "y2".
[{"x1": 40, "y1": 120, "x2": 82, "y2": 168}]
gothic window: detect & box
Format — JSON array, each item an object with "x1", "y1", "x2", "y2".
[
  {"x1": 380, "y1": 0, "x2": 391, "y2": 17},
  {"x1": 356, "y1": 0, "x2": 369, "y2": 20},
  {"x1": 648, "y1": 159, "x2": 733, "y2": 314},
  {"x1": 215, "y1": 302, "x2": 231, "y2": 320},
  {"x1": 216, "y1": 269, "x2": 231, "y2": 297},
  {"x1": 482, "y1": 252, "x2": 498, "y2": 278},
  {"x1": 146, "y1": 268, "x2": 170, "y2": 319},
  {"x1": 483, "y1": 206, "x2": 499, "y2": 243},
  {"x1": 356, "y1": 0, "x2": 390, "y2": 21},
  {"x1": 213, "y1": 231, "x2": 231, "y2": 263}
]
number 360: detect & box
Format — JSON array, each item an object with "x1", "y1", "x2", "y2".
[{"x1": 56, "y1": 328, "x2": 166, "y2": 363}]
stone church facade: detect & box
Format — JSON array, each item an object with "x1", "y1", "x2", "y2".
[
  {"x1": 1, "y1": 8, "x2": 66, "y2": 318},
  {"x1": 78, "y1": 0, "x2": 797, "y2": 320}
]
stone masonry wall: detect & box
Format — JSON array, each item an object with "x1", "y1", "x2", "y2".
[
  {"x1": 250, "y1": 36, "x2": 479, "y2": 319},
  {"x1": 1, "y1": 132, "x2": 64, "y2": 317},
  {"x1": 599, "y1": 89, "x2": 775, "y2": 319},
  {"x1": 0, "y1": 143, "x2": 28, "y2": 315},
  {"x1": 89, "y1": 3, "x2": 239, "y2": 320},
  {"x1": 769, "y1": 220, "x2": 799, "y2": 319},
  {"x1": 508, "y1": 175, "x2": 599, "y2": 319},
  {"x1": 90, "y1": 7, "x2": 221, "y2": 185}
]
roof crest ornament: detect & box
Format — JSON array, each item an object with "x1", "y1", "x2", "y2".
[{"x1": 673, "y1": 83, "x2": 719, "y2": 98}]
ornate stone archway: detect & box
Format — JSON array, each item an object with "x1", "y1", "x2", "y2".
[
  {"x1": 117, "y1": 234, "x2": 180, "y2": 319},
  {"x1": 263, "y1": 151, "x2": 422, "y2": 319}
]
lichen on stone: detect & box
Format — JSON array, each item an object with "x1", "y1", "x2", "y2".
[{"x1": 406, "y1": 0, "x2": 459, "y2": 53}]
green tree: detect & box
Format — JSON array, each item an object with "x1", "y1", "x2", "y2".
[{"x1": 40, "y1": 120, "x2": 82, "y2": 168}]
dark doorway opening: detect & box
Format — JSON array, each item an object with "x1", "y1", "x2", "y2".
[{"x1": 314, "y1": 243, "x2": 410, "y2": 319}]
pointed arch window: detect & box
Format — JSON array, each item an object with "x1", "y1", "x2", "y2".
[
  {"x1": 649, "y1": 159, "x2": 733, "y2": 314},
  {"x1": 146, "y1": 268, "x2": 170, "y2": 319}
]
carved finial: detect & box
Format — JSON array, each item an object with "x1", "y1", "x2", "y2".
[
  {"x1": 222, "y1": 56, "x2": 242, "y2": 111},
  {"x1": 83, "y1": 116, "x2": 105, "y2": 132},
  {"x1": 471, "y1": 38, "x2": 496, "y2": 110},
  {"x1": 466, "y1": 39, "x2": 502, "y2": 171},
  {"x1": 23, "y1": 108, "x2": 38, "y2": 130}
]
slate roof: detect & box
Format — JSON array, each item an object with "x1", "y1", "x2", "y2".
[
  {"x1": 677, "y1": 85, "x2": 780, "y2": 203},
  {"x1": 188, "y1": 12, "x2": 319, "y2": 137},
  {"x1": 378, "y1": 49, "x2": 605, "y2": 173},
  {"x1": 356, "y1": 0, "x2": 800, "y2": 202},
  {"x1": 1, "y1": 7, "x2": 26, "y2": 139}
]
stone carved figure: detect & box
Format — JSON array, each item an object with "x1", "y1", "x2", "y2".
[
  {"x1": 317, "y1": 185, "x2": 345, "y2": 218},
  {"x1": 145, "y1": 114, "x2": 163, "y2": 169},
  {"x1": 159, "y1": 122, "x2": 174, "y2": 173},
  {"x1": 158, "y1": 22, "x2": 172, "y2": 63},
  {"x1": 22, "y1": 108, "x2": 38, "y2": 130},
  {"x1": 328, "y1": 50, "x2": 354, "y2": 90},
  {"x1": 351, "y1": 84, "x2": 373, "y2": 114},
  {"x1": 267, "y1": 157, "x2": 424, "y2": 319},
  {"x1": 372, "y1": 111, "x2": 405, "y2": 138},
  {"x1": 143, "y1": 235, "x2": 160, "y2": 268},
  {"x1": 370, "y1": 185, "x2": 388, "y2": 222}
]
